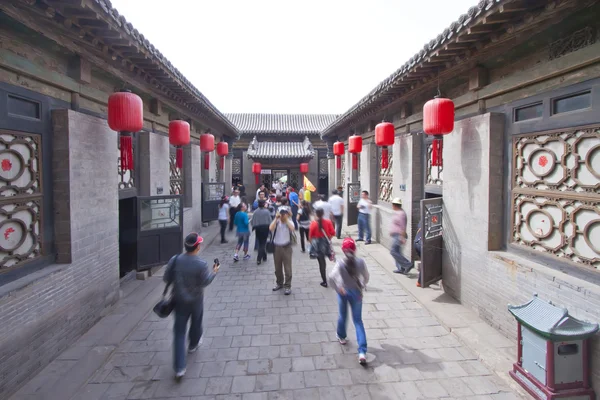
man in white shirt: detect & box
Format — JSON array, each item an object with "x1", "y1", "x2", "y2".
[
  {"x1": 273, "y1": 181, "x2": 282, "y2": 196},
  {"x1": 328, "y1": 190, "x2": 345, "y2": 239},
  {"x1": 313, "y1": 194, "x2": 332, "y2": 221},
  {"x1": 357, "y1": 190, "x2": 372, "y2": 244},
  {"x1": 229, "y1": 190, "x2": 241, "y2": 232}
]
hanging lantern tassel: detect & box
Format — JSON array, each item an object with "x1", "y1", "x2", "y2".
[
  {"x1": 204, "y1": 152, "x2": 210, "y2": 170},
  {"x1": 381, "y1": 146, "x2": 389, "y2": 169},
  {"x1": 255, "y1": 173, "x2": 260, "y2": 185},
  {"x1": 336, "y1": 156, "x2": 341, "y2": 169},
  {"x1": 120, "y1": 132, "x2": 134, "y2": 171},
  {"x1": 352, "y1": 154, "x2": 358, "y2": 170},
  {"x1": 175, "y1": 147, "x2": 183, "y2": 169},
  {"x1": 432, "y1": 137, "x2": 443, "y2": 167},
  {"x1": 220, "y1": 156, "x2": 225, "y2": 170}
]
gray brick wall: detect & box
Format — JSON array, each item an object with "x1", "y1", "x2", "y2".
[
  {"x1": 183, "y1": 144, "x2": 203, "y2": 237},
  {"x1": 138, "y1": 131, "x2": 170, "y2": 196},
  {"x1": 0, "y1": 110, "x2": 120, "y2": 398},
  {"x1": 441, "y1": 113, "x2": 600, "y2": 392}
]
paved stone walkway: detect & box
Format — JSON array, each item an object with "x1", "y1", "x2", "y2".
[{"x1": 14, "y1": 232, "x2": 522, "y2": 400}]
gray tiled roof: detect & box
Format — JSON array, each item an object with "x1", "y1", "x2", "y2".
[
  {"x1": 227, "y1": 114, "x2": 338, "y2": 135},
  {"x1": 508, "y1": 295, "x2": 599, "y2": 340},
  {"x1": 246, "y1": 136, "x2": 315, "y2": 159}
]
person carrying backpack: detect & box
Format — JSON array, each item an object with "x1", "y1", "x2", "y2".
[{"x1": 328, "y1": 237, "x2": 370, "y2": 365}]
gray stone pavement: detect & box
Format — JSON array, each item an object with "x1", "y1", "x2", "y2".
[{"x1": 11, "y1": 228, "x2": 523, "y2": 400}]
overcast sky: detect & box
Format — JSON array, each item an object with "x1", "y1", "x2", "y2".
[{"x1": 110, "y1": 0, "x2": 476, "y2": 114}]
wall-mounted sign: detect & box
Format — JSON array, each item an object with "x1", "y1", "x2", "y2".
[
  {"x1": 261, "y1": 169, "x2": 272, "y2": 175},
  {"x1": 399, "y1": 184, "x2": 407, "y2": 192}
]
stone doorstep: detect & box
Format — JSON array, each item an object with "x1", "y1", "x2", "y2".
[
  {"x1": 9, "y1": 222, "x2": 224, "y2": 400},
  {"x1": 330, "y1": 236, "x2": 531, "y2": 399}
]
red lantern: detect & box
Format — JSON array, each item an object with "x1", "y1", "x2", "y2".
[
  {"x1": 108, "y1": 90, "x2": 143, "y2": 171},
  {"x1": 216, "y1": 141, "x2": 229, "y2": 170},
  {"x1": 252, "y1": 162, "x2": 262, "y2": 184},
  {"x1": 348, "y1": 135, "x2": 362, "y2": 170},
  {"x1": 333, "y1": 141, "x2": 344, "y2": 170},
  {"x1": 169, "y1": 120, "x2": 190, "y2": 169},
  {"x1": 300, "y1": 163, "x2": 309, "y2": 175},
  {"x1": 200, "y1": 133, "x2": 215, "y2": 170},
  {"x1": 424, "y1": 98, "x2": 454, "y2": 167},
  {"x1": 375, "y1": 122, "x2": 395, "y2": 169}
]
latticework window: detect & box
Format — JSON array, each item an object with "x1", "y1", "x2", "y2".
[
  {"x1": 378, "y1": 148, "x2": 393, "y2": 203},
  {"x1": 426, "y1": 141, "x2": 443, "y2": 186},
  {"x1": 511, "y1": 125, "x2": 600, "y2": 269},
  {"x1": 0, "y1": 131, "x2": 43, "y2": 270},
  {"x1": 169, "y1": 150, "x2": 183, "y2": 195},
  {"x1": 319, "y1": 157, "x2": 328, "y2": 180}
]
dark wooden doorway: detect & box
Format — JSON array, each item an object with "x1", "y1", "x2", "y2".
[
  {"x1": 346, "y1": 183, "x2": 361, "y2": 226},
  {"x1": 419, "y1": 197, "x2": 443, "y2": 287},
  {"x1": 202, "y1": 183, "x2": 226, "y2": 222}
]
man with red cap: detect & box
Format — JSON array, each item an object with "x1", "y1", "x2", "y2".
[
  {"x1": 328, "y1": 237, "x2": 370, "y2": 365},
  {"x1": 163, "y1": 232, "x2": 220, "y2": 380}
]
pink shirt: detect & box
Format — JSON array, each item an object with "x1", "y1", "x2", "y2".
[{"x1": 389, "y1": 209, "x2": 407, "y2": 243}]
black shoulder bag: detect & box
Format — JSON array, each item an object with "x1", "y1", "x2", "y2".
[{"x1": 153, "y1": 255, "x2": 179, "y2": 318}]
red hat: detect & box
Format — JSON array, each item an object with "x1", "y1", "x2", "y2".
[{"x1": 341, "y1": 237, "x2": 356, "y2": 253}]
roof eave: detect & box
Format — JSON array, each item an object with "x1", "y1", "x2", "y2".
[
  {"x1": 36, "y1": 0, "x2": 239, "y2": 138},
  {"x1": 320, "y1": 0, "x2": 553, "y2": 138}
]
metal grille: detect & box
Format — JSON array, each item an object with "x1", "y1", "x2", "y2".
[
  {"x1": 169, "y1": 150, "x2": 183, "y2": 195},
  {"x1": 378, "y1": 148, "x2": 393, "y2": 203},
  {"x1": 426, "y1": 141, "x2": 443, "y2": 186},
  {"x1": 511, "y1": 125, "x2": 600, "y2": 269},
  {"x1": 0, "y1": 130, "x2": 43, "y2": 270}
]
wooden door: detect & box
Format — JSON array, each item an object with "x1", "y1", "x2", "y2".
[{"x1": 419, "y1": 197, "x2": 443, "y2": 287}]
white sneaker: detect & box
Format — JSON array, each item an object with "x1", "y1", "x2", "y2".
[
  {"x1": 175, "y1": 368, "x2": 186, "y2": 379},
  {"x1": 337, "y1": 336, "x2": 348, "y2": 345},
  {"x1": 188, "y1": 346, "x2": 198, "y2": 354},
  {"x1": 358, "y1": 353, "x2": 367, "y2": 365}
]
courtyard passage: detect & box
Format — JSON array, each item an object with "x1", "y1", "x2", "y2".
[{"x1": 12, "y1": 233, "x2": 521, "y2": 400}]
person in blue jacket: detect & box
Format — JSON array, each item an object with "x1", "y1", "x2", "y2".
[{"x1": 233, "y1": 203, "x2": 251, "y2": 262}]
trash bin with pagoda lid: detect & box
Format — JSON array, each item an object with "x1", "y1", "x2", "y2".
[{"x1": 508, "y1": 294, "x2": 598, "y2": 400}]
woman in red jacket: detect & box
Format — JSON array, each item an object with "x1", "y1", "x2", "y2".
[{"x1": 309, "y1": 206, "x2": 336, "y2": 287}]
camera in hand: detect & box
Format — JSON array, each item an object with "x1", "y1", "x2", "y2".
[{"x1": 214, "y1": 258, "x2": 220, "y2": 266}]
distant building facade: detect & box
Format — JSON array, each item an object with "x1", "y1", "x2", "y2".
[{"x1": 226, "y1": 114, "x2": 337, "y2": 200}]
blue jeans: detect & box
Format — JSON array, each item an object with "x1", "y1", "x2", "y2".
[
  {"x1": 173, "y1": 299, "x2": 204, "y2": 372},
  {"x1": 337, "y1": 289, "x2": 367, "y2": 354},
  {"x1": 357, "y1": 213, "x2": 371, "y2": 241},
  {"x1": 391, "y1": 234, "x2": 412, "y2": 272},
  {"x1": 291, "y1": 206, "x2": 299, "y2": 229}
]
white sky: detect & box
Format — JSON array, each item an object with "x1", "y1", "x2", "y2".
[{"x1": 110, "y1": 0, "x2": 477, "y2": 114}]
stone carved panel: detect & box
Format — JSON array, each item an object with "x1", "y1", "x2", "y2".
[
  {"x1": 512, "y1": 193, "x2": 599, "y2": 268},
  {"x1": 232, "y1": 157, "x2": 241, "y2": 175},
  {"x1": 378, "y1": 148, "x2": 393, "y2": 203},
  {"x1": 0, "y1": 131, "x2": 41, "y2": 197},
  {"x1": 512, "y1": 125, "x2": 600, "y2": 269},
  {"x1": 319, "y1": 158, "x2": 328, "y2": 179},
  {"x1": 549, "y1": 26, "x2": 596, "y2": 61},
  {"x1": 426, "y1": 141, "x2": 443, "y2": 186},
  {"x1": 0, "y1": 131, "x2": 43, "y2": 271},
  {"x1": 340, "y1": 156, "x2": 346, "y2": 189},
  {"x1": 513, "y1": 126, "x2": 599, "y2": 193}
]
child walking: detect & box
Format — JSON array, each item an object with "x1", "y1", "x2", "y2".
[
  {"x1": 233, "y1": 203, "x2": 251, "y2": 262},
  {"x1": 328, "y1": 237, "x2": 370, "y2": 364}
]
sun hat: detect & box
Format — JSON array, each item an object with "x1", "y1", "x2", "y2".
[
  {"x1": 185, "y1": 232, "x2": 203, "y2": 247},
  {"x1": 391, "y1": 198, "x2": 403, "y2": 206}
]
